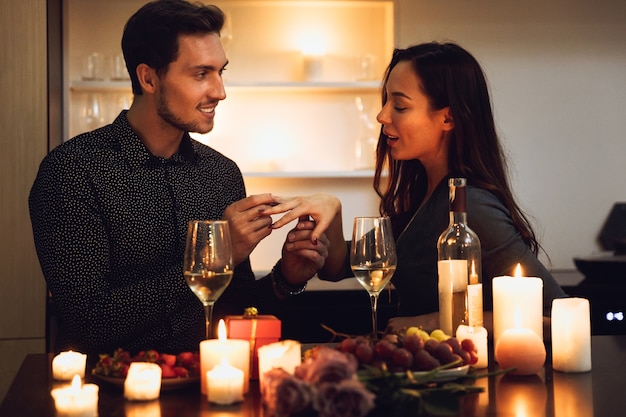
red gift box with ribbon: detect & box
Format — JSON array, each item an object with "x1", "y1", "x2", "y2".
[{"x1": 225, "y1": 308, "x2": 281, "y2": 379}]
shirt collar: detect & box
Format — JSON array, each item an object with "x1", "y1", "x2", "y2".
[{"x1": 113, "y1": 110, "x2": 198, "y2": 169}]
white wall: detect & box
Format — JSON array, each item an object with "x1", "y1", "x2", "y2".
[{"x1": 394, "y1": 0, "x2": 626, "y2": 270}]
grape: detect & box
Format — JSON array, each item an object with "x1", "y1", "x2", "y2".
[
  {"x1": 374, "y1": 340, "x2": 396, "y2": 359},
  {"x1": 412, "y1": 349, "x2": 440, "y2": 371},
  {"x1": 392, "y1": 348, "x2": 413, "y2": 369},
  {"x1": 432, "y1": 342, "x2": 455, "y2": 364},
  {"x1": 402, "y1": 334, "x2": 424, "y2": 353},
  {"x1": 424, "y1": 339, "x2": 440, "y2": 354},
  {"x1": 460, "y1": 338, "x2": 477, "y2": 354},
  {"x1": 338, "y1": 338, "x2": 358, "y2": 354},
  {"x1": 355, "y1": 342, "x2": 374, "y2": 364},
  {"x1": 456, "y1": 349, "x2": 471, "y2": 365},
  {"x1": 443, "y1": 337, "x2": 461, "y2": 353}
]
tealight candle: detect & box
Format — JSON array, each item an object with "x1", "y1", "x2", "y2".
[
  {"x1": 52, "y1": 351, "x2": 87, "y2": 380},
  {"x1": 495, "y1": 327, "x2": 546, "y2": 375},
  {"x1": 206, "y1": 358, "x2": 244, "y2": 405},
  {"x1": 257, "y1": 339, "x2": 301, "y2": 390},
  {"x1": 456, "y1": 325, "x2": 488, "y2": 368},
  {"x1": 551, "y1": 297, "x2": 592, "y2": 372},
  {"x1": 124, "y1": 362, "x2": 162, "y2": 401},
  {"x1": 50, "y1": 374, "x2": 99, "y2": 417},
  {"x1": 492, "y1": 264, "x2": 543, "y2": 347},
  {"x1": 200, "y1": 319, "x2": 250, "y2": 394}
]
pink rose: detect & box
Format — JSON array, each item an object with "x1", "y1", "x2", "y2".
[
  {"x1": 263, "y1": 368, "x2": 315, "y2": 417},
  {"x1": 313, "y1": 379, "x2": 376, "y2": 417},
  {"x1": 297, "y1": 347, "x2": 358, "y2": 386}
]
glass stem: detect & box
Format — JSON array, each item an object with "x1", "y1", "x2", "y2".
[
  {"x1": 203, "y1": 304, "x2": 214, "y2": 339},
  {"x1": 370, "y1": 293, "x2": 379, "y2": 340}
]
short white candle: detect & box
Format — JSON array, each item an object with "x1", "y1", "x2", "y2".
[
  {"x1": 492, "y1": 264, "x2": 543, "y2": 348},
  {"x1": 257, "y1": 339, "x2": 301, "y2": 391},
  {"x1": 50, "y1": 374, "x2": 99, "y2": 417},
  {"x1": 206, "y1": 358, "x2": 244, "y2": 405},
  {"x1": 456, "y1": 325, "x2": 488, "y2": 368},
  {"x1": 124, "y1": 362, "x2": 162, "y2": 401},
  {"x1": 52, "y1": 351, "x2": 87, "y2": 380},
  {"x1": 551, "y1": 297, "x2": 592, "y2": 372},
  {"x1": 200, "y1": 319, "x2": 251, "y2": 394}
]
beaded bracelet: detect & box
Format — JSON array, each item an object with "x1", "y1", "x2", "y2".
[{"x1": 271, "y1": 260, "x2": 307, "y2": 297}]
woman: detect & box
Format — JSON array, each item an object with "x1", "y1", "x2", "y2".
[{"x1": 270, "y1": 42, "x2": 566, "y2": 320}]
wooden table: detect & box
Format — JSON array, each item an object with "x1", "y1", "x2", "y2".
[{"x1": 2, "y1": 335, "x2": 625, "y2": 417}]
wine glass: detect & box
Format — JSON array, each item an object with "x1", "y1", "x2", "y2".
[
  {"x1": 350, "y1": 216, "x2": 397, "y2": 340},
  {"x1": 183, "y1": 220, "x2": 234, "y2": 339}
]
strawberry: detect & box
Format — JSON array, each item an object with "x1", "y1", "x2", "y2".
[
  {"x1": 173, "y1": 366, "x2": 189, "y2": 378},
  {"x1": 160, "y1": 364, "x2": 176, "y2": 378},
  {"x1": 177, "y1": 351, "x2": 195, "y2": 368},
  {"x1": 160, "y1": 353, "x2": 177, "y2": 367}
]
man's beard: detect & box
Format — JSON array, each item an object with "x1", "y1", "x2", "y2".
[{"x1": 156, "y1": 88, "x2": 212, "y2": 134}]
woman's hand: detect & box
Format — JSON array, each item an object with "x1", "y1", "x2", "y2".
[{"x1": 262, "y1": 194, "x2": 342, "y2": 244}]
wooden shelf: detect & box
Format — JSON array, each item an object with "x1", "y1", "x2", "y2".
[{"x1": 70, "y1": 80, "x2": 380, "y2": 93}]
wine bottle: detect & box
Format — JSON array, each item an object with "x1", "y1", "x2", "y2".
[{"x1": 437, "y1": 178, "x2": 483, "y2": 336}]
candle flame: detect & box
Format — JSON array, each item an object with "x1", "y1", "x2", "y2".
[
  {"x1": 218, "y1": 319, "x2": 227, "y2": 341},
  {"x1": 70, "y1": 374, "x2": 81, "y2": 392},
  {"x1": 514, "y1": 263, "x2": 522, "y2": 278},
  {"x1": 470, "y1": 260, "x2": 478, "y2": 284}
]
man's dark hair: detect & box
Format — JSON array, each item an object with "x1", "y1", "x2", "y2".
[{"x1": 121, "y1": 0, "x2": 225, "y2": 94}]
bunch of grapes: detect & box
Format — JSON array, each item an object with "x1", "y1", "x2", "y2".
[{"x1": 335, "y1": 331, "x2": 478, "y2": 373}]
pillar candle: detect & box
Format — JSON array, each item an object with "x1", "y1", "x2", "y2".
[
  {"x1": 52, "y1": 351, "x2": 87, "y2": 380},
  {"x1": 551, "y1": 297, "x2": 592, "y2": 372},
  {"x1": 50, "y1": 374, "x2": 99, "y2": 417},
  {"x1": 257, "y1": 339, "x2": 301, "y2": 391},
  {"x1": 206, "y1": 358, "x2": 244, "y2": 405},
  {"x1": 124, "y1": 362, "x2": 162, "y2": 401},
  {"x1": 456, "y1": 325, "x2": 488, "y2": 368},
  {"x1": 492, "y1": 264, "x2": 543, "y2": 347},
  {"x1": 200, "y1": 319, "x2": 251, "y2": 394}
]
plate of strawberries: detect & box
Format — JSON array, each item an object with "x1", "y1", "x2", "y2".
[{"x1": 91, "y1": 348, "x2": 200, "y2": 390}]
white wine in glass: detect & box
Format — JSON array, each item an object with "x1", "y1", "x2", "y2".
[
  {"x1": 183, "y1": 220, "x2": 234, "y2": 339},
  {"x1": 350, "y1": 216, "x2": 397, "y2": 340}
]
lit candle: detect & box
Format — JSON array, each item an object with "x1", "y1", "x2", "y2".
[
  {"x1": 50, "y1": 374, "x2": 99, "y2": 417},
  {"x1": 200, "y1": 319, "x2": 251, "y2": 394},
  {"x1": 257, "y1": 339, "x2": 301, "y2": 391},
  {"x1": 206, "y1": 358, "x2": 244, "y2": 405},
  {"x1": 124, "y1": 362, "x2": 162, "y2": 401},
  {"x1": 551, "y1": 297, "x2": 592, "y2": 372},
  {"x1": 52, "y1": 351, "x2": 87, "y2": 380},
  {"x1": 492, "y1": 264, "x2": 543, "y2": 347},
  {"x1": 495, "y1": 326, "x2": 546, "y2": 375},
  {"x1": 455, "y1": 324, "x2": 488, "y2": 368}
]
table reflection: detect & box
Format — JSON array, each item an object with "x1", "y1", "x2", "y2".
[
  {"x1": 496, "y1": 373, "x2": 547, "y2": 417},
  {"x1": 553, "y1": 371, "x2": 594, "y2": 417}
]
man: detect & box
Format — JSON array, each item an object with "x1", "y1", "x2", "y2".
[{"x1": 29, "y1": 0, "x2": 337, "y2": 356}]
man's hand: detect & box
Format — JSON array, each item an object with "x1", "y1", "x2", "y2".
[{"x1": 279, "y1": 216, "x2": 330, "y2": 290}]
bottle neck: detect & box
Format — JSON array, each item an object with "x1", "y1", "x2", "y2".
[{"x1": 449, "y1": 211, "x2": 467, "y2": 225}]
